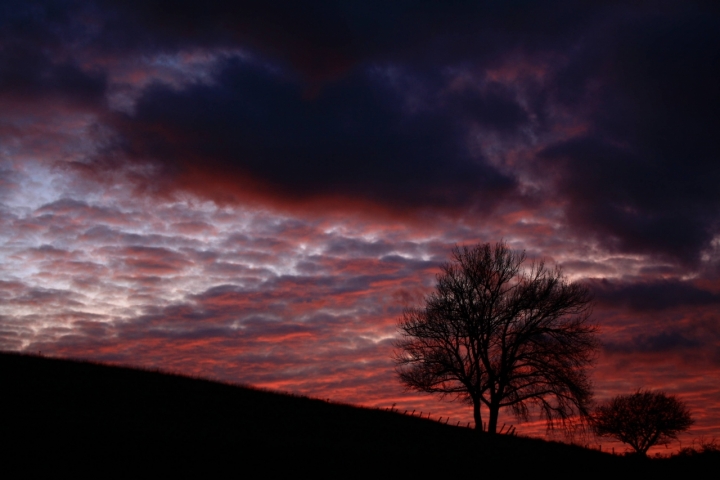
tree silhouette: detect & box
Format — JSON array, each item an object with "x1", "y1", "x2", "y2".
[
  {"x1": 394, "y1": 241, "x2": 598, "y2": 434},
  {"x1": 592, "y1": 390, "x2": 694, "y2": 456}
]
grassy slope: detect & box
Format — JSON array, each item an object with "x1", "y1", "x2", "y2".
[{"x1": 1, "y1": 352, "x2": 714, "y2": 476}]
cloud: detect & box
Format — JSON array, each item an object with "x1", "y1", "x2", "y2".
[
  {"x1": 589, "y1": 278, "x2": 720, "y2": 311},
  {"x1": 102, "y1": 57, "x2": 518, "y2": 212},
  {"x1": 0, "y1": 1, "x2": 106, "y2": 109},
  {"x1": 5, "y1": 1, "x2": 718, "y2": 263},
  {"x1": 605, "y1": 330, "x2": 703, "y2": 354},
  {"x1": 53, "y1": 1, "x2": 596, "y2": 78},
  {"x1": 536, "y1": 6, "x2": 720, "y2": 263},
  {"x1": 2, "y1": 0, "x2": 720, "y2": 448},
  {"x1": 0, "y1": 47, "x2": 106, "y2": 108}
]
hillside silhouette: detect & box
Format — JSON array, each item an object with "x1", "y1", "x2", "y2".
[{"x1": 2, "y1": 352, "x2": 715, "y2": 475}]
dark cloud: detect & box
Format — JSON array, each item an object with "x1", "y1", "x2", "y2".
[
  {"x1": 106, "y1": 57, "x2": 517, "y2": 210},
  {"x1": 605, "y1": 330, "x2": 703, "y2": 355},
  {"x1": 0, "y1": 46, "x2": 106, "y2": 107},
  {"x1": 589, "y1": 278, "x2": 720, "y2": 311},
  {"x1": 450, "y1": 82, "x2": 530, "y2": 132},
  {"x1": 538, "y1": 4, "x2": 720, "y2": 263},
  {"x1": 3, "y1": 1, "x2": 720, "y2": 448},
  {"x1": 5, "y1": 1, "x2": 718, "y2": 262},
  {"x1": 0, "y1": 0, "x2": 106, "y2": 107},
  {"x1": 59, "y1": 1, "x2": 598, "y2": 77}
]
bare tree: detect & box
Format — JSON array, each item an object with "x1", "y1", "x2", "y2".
[
  {"x1": 592, "y1": 390, "x2": 694, "y2": 456},
  {"x1": 394, "y1": 241, "x2": 598, "y2": 434}
]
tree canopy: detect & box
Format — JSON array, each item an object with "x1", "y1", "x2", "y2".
[
  {"x1": 394, "y1": 241, "x2": 598, "y2": 433},
  {"x1": 593, "y1": 390, "x2": 694, "y2": 456}
]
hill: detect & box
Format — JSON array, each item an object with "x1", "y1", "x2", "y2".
[{"x1": 1, "y1": 352, "x2": 714, "y2": 475}]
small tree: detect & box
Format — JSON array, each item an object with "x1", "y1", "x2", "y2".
[
  {"x1": 593, "y1": 390, "x2": 694, "y2": 456},
  {"x1": 394, "y1": 241, "x2": 598, "y2": 434}
]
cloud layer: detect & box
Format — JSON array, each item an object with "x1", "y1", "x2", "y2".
[{"x1": 2, "y1": 0, "x2": 720, "y2": 452}]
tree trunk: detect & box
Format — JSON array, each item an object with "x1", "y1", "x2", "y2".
[
  {"x1": 488, "y1": 403, "x2": 499, "y2": 434},
  {"x1": 473, "y1": 398, "x2": 483, "y2": 431}
]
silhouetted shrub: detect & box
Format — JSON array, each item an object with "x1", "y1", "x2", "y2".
[{"x1": 593, "y1": 390, "x2": 693, "y2": 456}]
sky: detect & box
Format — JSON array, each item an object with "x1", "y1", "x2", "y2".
[{"x1": 1, "y1": 0, "x2": 719, "y2": 454}]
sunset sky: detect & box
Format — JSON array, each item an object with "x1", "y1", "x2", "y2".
[{"x1": 1, "y1": 1, "x2": 719, "y2": 453}]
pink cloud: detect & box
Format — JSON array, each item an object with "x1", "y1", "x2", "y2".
[{"x1": 1, "y1": 156, "x2": 718, "y2": 453}]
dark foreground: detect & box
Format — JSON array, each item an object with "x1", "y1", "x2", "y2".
[{"x1": 2, "y1": 352, "x2": 716, "y2": 476}]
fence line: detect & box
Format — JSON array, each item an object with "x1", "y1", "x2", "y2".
[{"x1": 380, "y1": 404, "x2": 516, "y2": 434}]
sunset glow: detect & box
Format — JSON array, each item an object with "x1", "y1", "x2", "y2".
[{"x1": 1, "y1": 1, "x2": 719, "y2": 455}]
